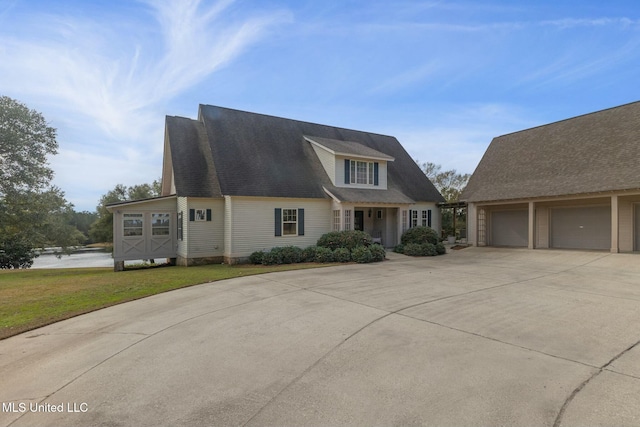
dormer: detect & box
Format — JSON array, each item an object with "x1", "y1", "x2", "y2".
[{"x1": 305, "y1": 136, "x2": 394, "y2": 190}]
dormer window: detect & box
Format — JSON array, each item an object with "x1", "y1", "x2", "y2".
[{"x1": 347, "y1": 160, "x2": 378, "y2": 185}]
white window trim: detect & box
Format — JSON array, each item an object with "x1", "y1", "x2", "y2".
[
  {"x1": 349, "y1": 160, "x2": 375, "y2": 185},
  {"x1": 282, "y1": 208, "x2": 298, "y2": 236},
  {"x1": 123, "y1": 213, "x2": 143, "y2": 237}
]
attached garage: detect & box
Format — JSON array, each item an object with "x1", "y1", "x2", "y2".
[
  {"x1": 550, "y1": 206, "x2": 611, "y2": 250},
  {"x1": 491, "y1": 210, "x2": 528, "y2": 247}
]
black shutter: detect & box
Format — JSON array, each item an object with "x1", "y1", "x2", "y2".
[
  {"x1": 344, "y1": 159, "x2": 350, "y2": 184},
  {"x1": 206, "y1": 209, "x2": 212, "y2": 221},
  {"x1": 374, "y1": 162, "x2": 379, "y2": 186},
  {"x1": 298, "y1": 208, "x2": 304, "y2": 236},
  {"x1": 275, "y1": 208, "x2": 282, "y2": 236},
  {"x1": 428, "y1": 209, "x2": 432, "y2": 228},
  {"x1": 189, "y1": 209, "x2": 195, "y2": 221},
  {"x1": 408, "y1": 210, "x2": 412, "y2": 228}
]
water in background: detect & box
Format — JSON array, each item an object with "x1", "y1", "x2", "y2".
[{"x1": 31, "y1": 249, "x2": 114, "y2": 269}]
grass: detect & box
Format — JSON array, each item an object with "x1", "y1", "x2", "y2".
[{"x1": 0, "y1": 262, "x2": 335, "y2": 340}]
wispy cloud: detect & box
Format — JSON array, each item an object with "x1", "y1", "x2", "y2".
[{"x1": 0, "y1": 0, "x2": 291, "y2": 207}]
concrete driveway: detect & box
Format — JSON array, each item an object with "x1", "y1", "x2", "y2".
[{"x1": 2, "y1": 247, "x2": 640, "y2": 427}]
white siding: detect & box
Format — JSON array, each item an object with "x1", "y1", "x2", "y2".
[
  {"x1": 184, "y1": 198, "x2": 225, "y2": 257},
  {"x1": 225, "y1": 196, "x2": 332, "y2": 258},
  {"x1": 410, "y1": 203, "x2": 441, "y2": 234},
  {"x1": 310, "y1": 143, "x2": 336, "y2": 185}
]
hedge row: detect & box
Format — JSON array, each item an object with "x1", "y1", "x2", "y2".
[{"x1": 249, "y1": 244, "x2": 385, "y2": 265}]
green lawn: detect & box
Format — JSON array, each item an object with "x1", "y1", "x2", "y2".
[{"x1": 0, "y1": 263, "x2": 334, "y2": 340}]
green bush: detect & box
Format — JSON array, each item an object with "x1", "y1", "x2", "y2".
[
  {"x1": 402, "y1": 243, "x2": 423, "y2": 257},
  {"x1": 317, "y1": 230, "x2": 372, "y2": 250},
  {"x1": 421, "y1": 243, "x2": 437, "y2": 256},
  {"x1": 249, "y1": 250, "x2": 265, "y2": 264},
  {"x1": 400, "y1": 226, "x2": 439, "y2": 246},
  {"x1": 333, "y1": 247, "x2": 351, "y2": 263},
  {"x1": 0, "y1": 235, "x2": 38, "y2": 269},
  {"x1": 351, "y1": 246, "x2": 373, "y2": 263},
  {"x1": 280, "y1": 246, "x2": 302, "y2": 264},
  {"x1": 393, "y1": 244, "x2": 404, "y2": 254},
  {"x1": 301, "y1": 246, "x2": 318, "y2": 262},
  {"x1": 435, "y1": 242, "x2": 446, "y2": 255},
  {"x1": 370, "y1": 244, "x2": 386, "y2": 262},
  {"x1": 315, "y1": 247, "x2": 334, "y2": 263},
  {"x1": 261, "y1": 248, "x2": 283, "y2": 265}
]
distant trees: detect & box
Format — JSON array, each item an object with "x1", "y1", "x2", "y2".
[
  {"x1": 416, "y1": 161, "x2": 470, "y2": 238},
  {"x1": 417, "y1": 161, "x2": 470, "y2": 203},
  {"x1": 89, "y1": 180, "x2": 161, "y2": 243},
  {"x1": 0, "y1": 96, "x2": 83, "y2": 268}
]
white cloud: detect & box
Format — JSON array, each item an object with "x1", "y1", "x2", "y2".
[{"x1": 0, "y1": 0, "x2": 292, "y2": 210}]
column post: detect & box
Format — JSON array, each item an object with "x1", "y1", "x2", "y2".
[
  {"x1": 611, "y1": 195, "x2": 619, "y2": 253},
  {"x1": 528, "y1": 201, "x2": 535, "y2": 249}
]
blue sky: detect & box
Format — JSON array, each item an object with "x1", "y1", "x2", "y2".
[{"x1": 1, "y1": 0, "x2": 639, "y2": 211}]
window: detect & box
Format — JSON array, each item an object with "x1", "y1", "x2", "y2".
[
  {"x1": 402, "y1": 210, "x2": 407, "y2": 233},
  {"x1": 344, "y1": 209, "x2": 352, "y2": 230},
  {"x1": 189, "y1": 209, "x2": 211, "y2": 221},
  {"x1": 411, "y1": 210, "x2": 418, "y2": 228},
  {"x1": 282, "y1": 209, "x2": 297, "y2": 235},
  {"x1": 123, "y1": 213, "x2": 143, "y2": 237},
  {"x1": 177, "y1": 212, "x2": 183, "y2": 240},
  {"x1": 422, "y1": 210, "x2": 428, "y2": 227},
  {"x1": 195, "y1": 209, "x2": 207, "y2": 221},
  {"x1": 152, "y1": 213, "x2": 170, "y2": 236},
  {"x1": 377, "y1": 210, "x2": 383, "y2": 219},
  {"x1": 333, "y1": 210, "x2": 341, "y2": 231},
  {"x1": 348, "y1": 160, "x2": 377, "y2": 185}
]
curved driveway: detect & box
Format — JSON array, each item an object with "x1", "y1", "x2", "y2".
[{"x1": 2, "y1": 248, "x2": 640, "y2": 426}]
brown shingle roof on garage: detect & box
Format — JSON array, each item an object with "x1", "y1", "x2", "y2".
[{"x1": 461, "y1": 101, "x2": 640, "y2": 203}]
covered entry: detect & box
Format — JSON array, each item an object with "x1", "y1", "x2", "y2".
[
  {"x1": 491, "y1": 209, "x2": 528, "y2": 247},
  {"x1": 551, "y1": 206, "x2": 611, "y2": 250}
]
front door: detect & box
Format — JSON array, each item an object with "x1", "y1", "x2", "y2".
[{"x1": 354, "y1": 210, "x2": 364, "y2": 231}]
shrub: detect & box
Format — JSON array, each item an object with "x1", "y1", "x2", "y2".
[
  {"x1": 369, "y1": 244, "x2": 386, "y2": 262},
  {"x1": 351, "y1": 246, "x2": 373, "y2": 263},
  {"x1": 402, "y1": 243, "x2": 423, "y2": 257},
  {"x1": 301, "y1": 246, "x2": 318, "y2": 262},
  {"x1": 393, "y1": 244, "x2": 405, "y2": 254},
  {"x1": 315, "y1": 246, "x2": 334, "y2": 263},
  {"x1": 421, "y1": 243, "x2": 437, "y2": 256},
  {"x1": 400, "y1": 226, "x2": 439, "y2": 246},
  {"x1": 333, "y1": 247, "x2": 351, "y2": 263},
  {"x1": 280, "y1": 246, "x2": 302, "y2": 264},
  {"x1": 435, "y1": 242, "x2": 446, "y2": 255},
  {"x1": 249, "y1": 250, "x2": 265, "y2": 265},
  {"x1": 317, "y1": 230, "x2": 372, "y2": 250},
  {"x1": 261, "y1": 248, "x2": 283, "y2": 265}
]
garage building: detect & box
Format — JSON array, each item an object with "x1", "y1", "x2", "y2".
[{"x1": 462, "y1": 101, "x2": 640, "y2": 252}]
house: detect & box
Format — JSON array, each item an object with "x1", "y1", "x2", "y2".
[
  {"x1": 107, "y1": 105, "x2": 444, "y2": 269},
  {"x1": 461, "y1": 101, "x2": 640, "y2": 252}
]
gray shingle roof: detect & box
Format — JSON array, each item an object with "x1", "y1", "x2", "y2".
[
  {"x1": 304, "y1": 136, "x2": 395, "y2": 161},
  {"x1": 323, "y1": 186, "x2": 415, "y2": 204},
  {"x1": 461, "y1": 101, "x2": 640, "y2": 203},
  {"x1": 167, "y1": 105, "x2": 443, "y2": 203}
]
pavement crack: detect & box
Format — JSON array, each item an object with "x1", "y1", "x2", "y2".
[{"x1": 553, "y1": 337, "x2": 640, "y2": 427}]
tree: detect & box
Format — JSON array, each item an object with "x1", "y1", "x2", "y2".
[
  {"x1": 416, "y1": 161, "x2": 470, "y2": 203},
  {"x1": 416, "y1": 161, "x2": 470, "y2": 238},
  {"x1": 89, "y1": 180, "x2": 161, "y2": 243},
  {"x1": 0, "y1": 96, "x2": 83, "y2": 268}
]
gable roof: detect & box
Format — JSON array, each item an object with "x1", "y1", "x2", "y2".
[
  {"x1": 167, "y1": 105, "x2": 443, "y2": 203},
  {"x1": 304, "y1": 136, "x2": 395, "y2": 161},
  {"x1": 462, "y1": 101, "x2": 640, "y2": 203}
]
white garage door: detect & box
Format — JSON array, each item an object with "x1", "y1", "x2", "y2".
[
  {"x1": 491, "y1": 210, "x2": 528, "y2": 247},
  {"x1": 551, "y1": 206, "x2": 610, "y2": 250}
]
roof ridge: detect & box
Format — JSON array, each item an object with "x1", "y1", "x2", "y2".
[
  {"x1": 197, "y1": 104, "x2": 397, "y2": 139},
  {"x1": 496, "y1": 99, "x2": 640, "y2": 139}
]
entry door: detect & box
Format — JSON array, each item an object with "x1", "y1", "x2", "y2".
[{"x1": 354, "y1": 210, "x2": 364, "y2": 231}]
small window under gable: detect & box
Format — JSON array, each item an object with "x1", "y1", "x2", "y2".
[{"x1": 304, "y1": 135, "x2": 393, "y2": 188}]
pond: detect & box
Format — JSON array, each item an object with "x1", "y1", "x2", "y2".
[{"x1": 31, "y1": 248, "x2": 115, "y2": 269}]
